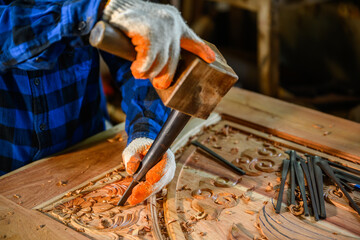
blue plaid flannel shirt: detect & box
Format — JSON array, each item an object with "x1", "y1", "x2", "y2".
[{"x1": 0, "y1": 0, "x2": 170, "y2": 175}]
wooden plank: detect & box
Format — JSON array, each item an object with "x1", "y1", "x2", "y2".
[
  {"x1": 0, "y1": 132, "x2": 127, "y2": 209},
  {"x1": 216, "y1": 87, "x2": 360, "y2": 164},
  {"x1": 0, "y1": 195, "x2": 88, "y2": 240}
]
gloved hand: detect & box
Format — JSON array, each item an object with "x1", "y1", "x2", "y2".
[
  {"x1": 103, "y1": 0, "x2": 216, "y2": 89},
  {"x1": 122, "y1": 137, "x2": 175, "y2": 205}
]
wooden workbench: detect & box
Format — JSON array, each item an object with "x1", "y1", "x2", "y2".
[{"x1": 0, "y1": 87, "x2": 359, "y2": 239}]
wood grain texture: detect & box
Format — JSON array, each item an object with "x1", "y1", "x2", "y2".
[
  {"x1": 156, "y1": 43, "x2": 238, "y2": 119},
  {"x1": 163, "y1": 120, "x2": 360, "y2": 240},
  {"x1": 216, "y1": 87, "x2": 360, "y2": 164},
  {"x1": 258, "y1": 199, "x2": 359, "y2": 240},
  {"x1": 0, "y1": 195, "x2": 88, "y2": 240},
  {"x1": 41, "y1": 174, "x2": 154, "y2": 239},
  {"x1": 0, "y1": 132, "x2": 127, "y2": 209}
]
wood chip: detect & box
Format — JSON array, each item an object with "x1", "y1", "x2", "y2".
[
  {"x1": 199, "y1": 232, "x2": 206, "y2": 236},
  {"x1": 312, "y1": 124, "x2": 324, "y2": 129},
  {"x1": 13, "y1": 194, "x2": 21, "y2": 199},
  {"x1": 245, "y1": 210, "x2": 255, "y2": 215},
  {"x1": 212, "y1": 144, "x2": 222, "y2": 149},
  {"x1": 168, "y1": 219, "x2": 177, "y2": 225},
  {"x1": 56, "y1": 180, "x2": 68, "y2": 186},
  {"x1": 323, "y1": 131, "x2": 332, "y2": 136},
  {"x1": 230, "y1": 147, "x2": 239, "y2": 155},
  {"x1": 36, "y1": 224, "x2": 45, "y2": 230},
  {"x1": 177, "y1": 185, "x2": 191, "y2": 191}
]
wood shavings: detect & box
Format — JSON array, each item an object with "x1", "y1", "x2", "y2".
[
  {"x1": 312, "y1": 124, "x2": 324, "y2": 129},
  {"x1": 240, "y1": 194, "x2": 251, "y2": 204},
  {"x1": 220, "y1": 125, "x2": 230, "y2": 136},
  {"x1": 177, "y1": 185, "x2": 191, "y2": 191},
  {"x1": 265, "y1": 182, "x2": 273, "y2": 192},
  {"x1": 177, "y1": 207, "x2": 185, "y2": 214},
  {"x1": 230, "y1": 147, "x2": 239, "y2": 155},
  {"x1": 56, "y1": 180, "x2": 68, "y2": 186},
  {"x1": 212, "y1": 144, "x2": 222, "y2": 149},
  {"x1": 168, "y1": 219, "x2": 177, "y2": 225},
  {"x1": 13, "y1": 194, "x2": 21, "y2": 199},
  {"x1": 199, "y1": 232, "x2": 206, "y2": 236},
  {"x1": 246, "y1": 134, "x2": 253, "y2": 140},
  {"x1": 323, "y1": 131, "x2": 332, "y2": 136},
  {"x1": 207, "y1": 135, "x2": 218, "y2": 142},
  {"x1": 194, "y1": 212, "x2": 207, "y2": 220},
  {"x1": 276, "y1": 177, "x2": 281, "y2": 183},
  {"x1": 107, "y1": 134, "x2": 123, "y2": 143},
  {"x1": 245, "y1": 210, "x2": 255, "y2": 215},
  {"x1": 288, "y1": 204, "x2": 304, "y2": 216},
  {"x1": 36, "y1": 224, "x2": 45, "y2": 230}
]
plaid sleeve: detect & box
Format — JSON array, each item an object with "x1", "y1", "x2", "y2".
[
  {"x1": 0, "y1": 0, "x2": 105, "y2": 71},
  {"x1": 100, "y1": 51, "x2": 171, "y2": 144}
]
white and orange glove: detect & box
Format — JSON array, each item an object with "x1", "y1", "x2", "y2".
[
  {"x1": 103, "y1": 0, "x2": 215, "y2": 89},
  {"x1": 122, "y1": 137, "x2": 175, "y2": 205}
]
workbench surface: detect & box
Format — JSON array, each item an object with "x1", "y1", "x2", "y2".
[{"x1": 0, "y1": 87, "x2": 359, "y2": 239}]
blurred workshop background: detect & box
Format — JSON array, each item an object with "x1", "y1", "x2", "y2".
[{"x1": 100, "y1": 0, "x2": 360, "y2": 125}]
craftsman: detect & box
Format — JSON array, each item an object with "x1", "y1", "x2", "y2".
[{"x1": 0, "y1": 0, "x2": 215, "y2": 205}]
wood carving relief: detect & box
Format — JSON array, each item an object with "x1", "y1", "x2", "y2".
[
  {"x1": 35, "y1": 120, "x2": 360, "y2": 240},
  {"x1": 325, "y1": 186, "x2": 360, "y2": 214},
  {"x1": 162, "y1": 120, "x2": 360, "y2": 240},
  {"x1": 257, "y1": 199, "x2": 358, "y2": 240},
  {"x1": 232, "y1": 144, "x2": 286, "y2": 176},
  {"x1": 40, "y1": 169, "x2": 153, "y2": 239},
  {"x1": 190, "y1": 178, "x2": 242, "y2": 220}
]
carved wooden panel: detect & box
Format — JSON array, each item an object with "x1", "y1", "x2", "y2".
[
  {"x1": 161, "y1": 120, "x2": 360, "y2": 240},
  {"x1": 39, "y1": 168, "x2": 155, "y2": 239},
  {"x1": 30, "y1": 120, "x2": 360, "y2": 240}
]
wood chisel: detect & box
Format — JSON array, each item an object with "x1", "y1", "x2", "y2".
[{"x1": 89, "y1": 21, "x2": 238, "y2": 206}]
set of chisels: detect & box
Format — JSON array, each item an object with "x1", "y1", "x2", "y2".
[{"x1": 276, "y1": 150, "x2": 360, "y2": 220}]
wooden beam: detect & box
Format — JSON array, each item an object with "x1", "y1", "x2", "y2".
[{"x1": 257, "y1": 0, "x2": 279, "y2": 96}]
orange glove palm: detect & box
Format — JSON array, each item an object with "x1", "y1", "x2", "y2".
[
  {"x1": 122, "y1": 138, "x2": 175, "y2": 205},
  {"x1": 103, "y1": 0, "x2": 215, "y2": 89}
]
